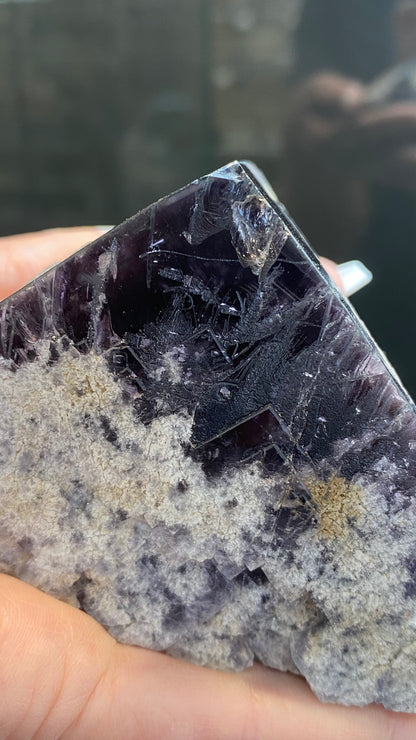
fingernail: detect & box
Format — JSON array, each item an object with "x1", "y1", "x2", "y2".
[
  {"x1": 337, "y1": 260, "x2": 373, "y2": 297},
  {"x1": 97, "y1": 225, "x2": 115, "y2": 234}
]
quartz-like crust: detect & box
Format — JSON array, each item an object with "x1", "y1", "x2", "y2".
[{"x1": 1, "y1": 162, "x2": 416, "y2": 712}]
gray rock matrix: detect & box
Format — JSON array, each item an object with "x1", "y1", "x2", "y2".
[{"x1": 1, "y1": 162, "x2": 416, "y2": 712}]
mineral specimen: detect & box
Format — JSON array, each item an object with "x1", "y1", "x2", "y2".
[{"x1": 1, "y1": 161, "x2": 416, "y2": 713}]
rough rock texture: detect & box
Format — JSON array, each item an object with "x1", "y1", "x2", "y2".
[{"x1": 1, "y1": 162, "x2": 416, "y2": 712}]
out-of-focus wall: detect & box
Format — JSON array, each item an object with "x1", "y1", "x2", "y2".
[
  {"x1": 0, "y1": 0, "x2": 301, "y2": 233},
  {"x1": 212, "y1": 0, "x2": 302, "y2": 169}
]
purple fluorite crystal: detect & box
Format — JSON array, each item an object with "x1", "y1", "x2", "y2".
[{"x1": 1, "y1": 162, "x2": 416, "y2": 712}]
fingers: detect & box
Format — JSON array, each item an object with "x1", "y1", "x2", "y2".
[
  {"x1": 328, "y1": 102, "x2": 416, "y2": 178},
  {"x1": 101, "y1": 647, "x2": 415, "y2": 740},
  {"x1": 285, "y1": 76, "x2": 416, "y2": 188},
  {"x1": 285, "y1": 74, "x2": 364, "y2": 159},
  {"x1": 0, "y1": 574, "x2": 116, "y2": 740},
  {"x1": 0, "y1": 227, "x2": 107, "y2": 301},
  {"x1": 0, "y1": 574, "x2": 414, "y2": 740},
  {"x1": 353, "y1": 102, "x2": 416, "y2": 148},
  {"x1": 292, "y1": 73, "x2": 364, "y2": 114},
  {"x1": 242, "y1": 665, "x2": 416, "y2": 740},
  {"x1": 319, "y1": 257, "x2": 344, "y2": 290},
  {"x1": 320, "y1": 257, "x2": 373, "y2": 297}
]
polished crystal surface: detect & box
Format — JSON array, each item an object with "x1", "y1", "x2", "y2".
[{"x1": 1, "y1": 162, "x2": 416, "y2": 712}]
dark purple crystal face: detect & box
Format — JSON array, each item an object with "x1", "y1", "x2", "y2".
[{"x1": 1, "y1": 161, "x2": 414, "y2": 482}]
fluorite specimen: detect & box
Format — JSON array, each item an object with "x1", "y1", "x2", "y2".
[{"x1": 1, "y1": 162, "x2": 416, "y2": 713}]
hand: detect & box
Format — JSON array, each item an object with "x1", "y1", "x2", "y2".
[
  {"x1": 350, "y1": 102, "x2": 416, "y2": 193},
  {"x1": 0, "y1": 229, "x2": 414, "y2": 739},
  {"x1": 285, "y1": 71, "x2": 416, "y2": 193},
  {"x1": 283, "y1": 72, "x2": 365, "y2": 168}
]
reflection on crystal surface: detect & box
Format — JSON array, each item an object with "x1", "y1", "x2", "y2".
[{"x1": 1, "y1": 162, "x2": 416, "y2": 712}]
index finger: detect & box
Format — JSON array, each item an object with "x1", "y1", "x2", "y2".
[{"x1": 355, "y1": 101, "x2": 416, "y2": 144}]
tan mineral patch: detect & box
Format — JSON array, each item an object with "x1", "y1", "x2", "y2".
[{"x1": 304, "y1": 474, "x2": 364, "y2": 540}]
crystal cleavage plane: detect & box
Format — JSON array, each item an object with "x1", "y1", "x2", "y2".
[{"x1": 1, "y1": 162, "x2": 416, "y2": 713}]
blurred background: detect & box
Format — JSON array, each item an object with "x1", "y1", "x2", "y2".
[
  {"x1": 0, "y1": 0, "x2": 302, "y2": 232},
  {"x1": 1, "y1": 0, "x2": 416, "y2": 395}
]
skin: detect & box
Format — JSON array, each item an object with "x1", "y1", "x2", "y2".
[{"x1": 0, "y1": 227, "x2": 414, "y2": 739}]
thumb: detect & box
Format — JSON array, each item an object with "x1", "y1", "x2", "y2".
[{"x1": 0, "y1": 575, "x2": 414, "y2": 739}]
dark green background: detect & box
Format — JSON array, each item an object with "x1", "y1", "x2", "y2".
[{"x1": 0, "y1": 0, "x2": 299, "y2": 233}]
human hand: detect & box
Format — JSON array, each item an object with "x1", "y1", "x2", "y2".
[
  {"x1": 285, "y1": 71, "x2": 416, "y2": 194},
  {"x1": 349, "y1": 101, "x2": 416, "y2": 193},
  {"x1": 0, "y1": 228, "x2": 413, "y2": 739},
  {"x1": 283, "y1": 72, "x2": 365, "y2": 168}
]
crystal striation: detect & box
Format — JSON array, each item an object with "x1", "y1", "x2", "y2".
[{"x1": 1, "y1": 162, "x2": 416, "y2": 712}]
